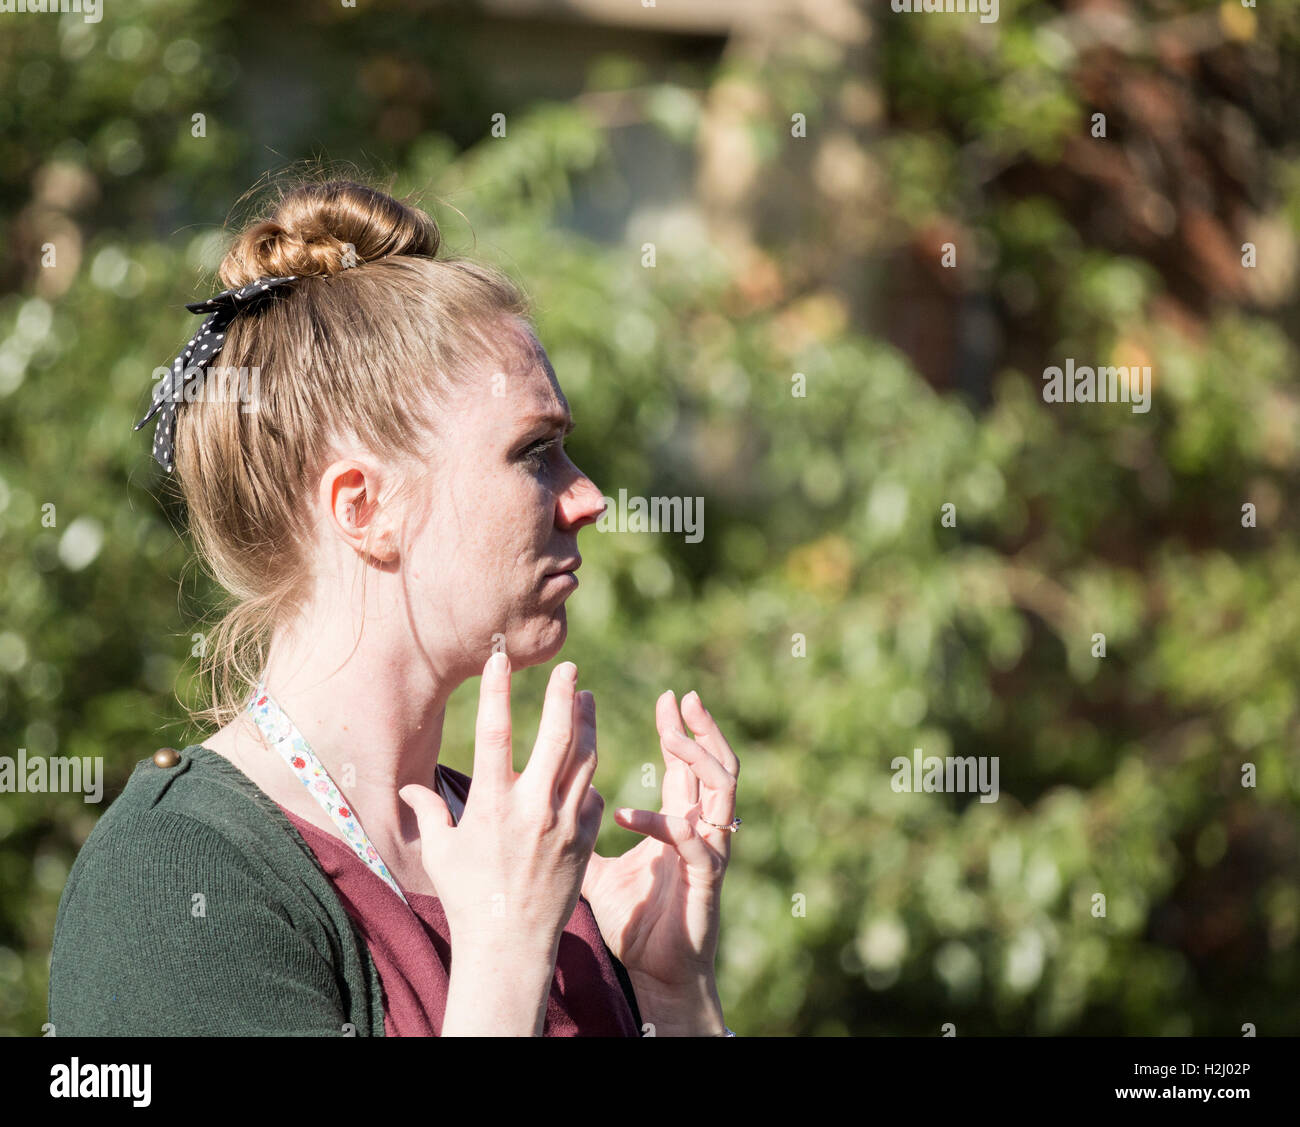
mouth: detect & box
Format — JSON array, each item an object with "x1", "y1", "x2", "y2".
[
  {"x1": 544, "y1": 558, "x2": 581, "y2": 579},
  {"x1": 543, "y1": 558, "x2": 581, "y2": 592}
]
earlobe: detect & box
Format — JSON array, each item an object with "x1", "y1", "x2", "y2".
[
  {"x1": 357, "y1": 501, "x2": 399, "y2": 563},
  {"x1": 367, "y1": 525, "x2": 399, "y2": 564}
]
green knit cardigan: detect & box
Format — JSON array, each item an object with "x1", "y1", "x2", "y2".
[{"x1": 48, "y1": 744, "x2": 393, "y2": 1036}]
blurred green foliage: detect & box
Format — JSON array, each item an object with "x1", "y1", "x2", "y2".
[{"x1": 1, "y1": 0, "x2": 1298, "y2": 1037}]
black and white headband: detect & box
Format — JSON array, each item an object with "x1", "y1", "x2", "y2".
[{"x1": 133, "y1": 274, "x2": 299, "y2": 473}]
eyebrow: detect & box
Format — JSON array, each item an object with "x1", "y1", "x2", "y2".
[{"x1": 516, "y1": 410, "x2": 575, "y2": 437}]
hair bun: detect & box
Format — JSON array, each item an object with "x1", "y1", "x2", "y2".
[{"x1": 218, "y1": 179, "x2": 441, "y2": 287}]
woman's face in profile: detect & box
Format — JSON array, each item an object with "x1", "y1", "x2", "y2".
[{"x1": 401, "y1": 322, "x2": 606, "y2": 676}]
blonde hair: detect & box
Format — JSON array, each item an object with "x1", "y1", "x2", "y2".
[{"x1": 168, "y1": 172, "x2": 533, "y2": 733}]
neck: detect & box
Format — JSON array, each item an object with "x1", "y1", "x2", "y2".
[{"x1": 249, "y1": 617, "x2": 464, "y2": 851}]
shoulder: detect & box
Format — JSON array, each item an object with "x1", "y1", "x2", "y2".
[
  {"x1": 49, "y1": 746, "x2": 385, "y2": 1035},
  {"x1": 95, "y1": 744, "x2": 273, "y2": 823},
  {"x1": 58, "y1": 744, "x2": 330, "y2": 924},
  {"x1": 82, "y1": 744, "x2": 309, "y2": 857}
]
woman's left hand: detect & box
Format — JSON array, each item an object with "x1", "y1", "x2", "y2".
[{"x1": 581, "y1": 688, "x2": 739, "y2": 1010}]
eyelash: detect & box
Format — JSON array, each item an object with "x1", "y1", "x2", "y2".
[{"x1": 522, "y1": 435, "x2": 566, "y2": 466}]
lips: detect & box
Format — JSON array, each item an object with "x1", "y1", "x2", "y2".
[{"x1": 543, "y1": 557, "x2": 581, "y2": 595}]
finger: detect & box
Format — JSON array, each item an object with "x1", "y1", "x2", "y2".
[
  {"x1": 398, "y1": 783, "x2": 453, "y2": 837},
  {"x1": 612, "y1": 807, "x2": 722, "y2": 870},
  {"x1": 560, "y1": 690, "x2": 598, "y2": 812},
  {"x1": 660, "y1": 725, "x2": 733, "y2": 789},
  {"x1": 473, "y1": 651, "x2": 514, "y2": 793},
  {"x1": 679, "y1": 691, "x2": 740, "y2": 779},
  {"x1": 576, "y1": 782, "x2": 604, "y2": 845},
  {"x1": 658, "y1": 713, "x2": 736, "y2": 827},
  {"x1": 660, "y1": 691, "x2": 733, "y2": 790},
  {"x1": 657, "y1": 691, "x2": 699, "y2": 810},
  {"x1": 521, "y1": 660, "x2": 579, "y2": 793}
]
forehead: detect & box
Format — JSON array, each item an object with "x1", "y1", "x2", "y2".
[
  {"x1": 509, "y1": 324, "x2": 571, "y2": 415},
  {"x1": 456, "y1": 322, "x2": 571, "y2": 432}
]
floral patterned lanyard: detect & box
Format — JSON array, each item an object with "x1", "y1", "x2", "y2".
[{"x1": 247, "y1": 682, "x2": 409, "y2": 906}]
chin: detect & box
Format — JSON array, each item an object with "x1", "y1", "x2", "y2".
[{"x1": 509, "y1": 612, "x2": 568, "y2": 669}]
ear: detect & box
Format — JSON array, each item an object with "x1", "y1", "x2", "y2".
[{"x1": 318, "y1": 458, "x2": 399, "y2": 564}]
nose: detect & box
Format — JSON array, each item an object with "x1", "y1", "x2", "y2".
[{"x1": 556, "y1": 466, "x2": 606, "y2": 531}]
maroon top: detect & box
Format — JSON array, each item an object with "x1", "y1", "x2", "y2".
[{"x1": 277, "y1": 763, "x2": 640, "y2": 1037}]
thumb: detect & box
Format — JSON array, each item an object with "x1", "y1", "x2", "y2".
[{"x1": 399, "y1": 783, "x2": 454, "y2": 837}]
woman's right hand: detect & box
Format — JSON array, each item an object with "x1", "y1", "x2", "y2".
[{"x1": 398, "y1": 651, "x2": 603, "y2": 960}]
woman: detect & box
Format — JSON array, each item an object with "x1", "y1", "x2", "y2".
[{"x1": 47, "y1": 177, "x2": 741, "y2": 1036}]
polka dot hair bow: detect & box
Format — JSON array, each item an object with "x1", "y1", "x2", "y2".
[{"x1": 132, "y1": 275, "x2": 299, "y2": 473}]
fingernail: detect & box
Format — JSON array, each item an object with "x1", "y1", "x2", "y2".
[
  {"x1": 488, "y1": 651, "x2": 507, "y2": 674},
  {"x1": 558, "y1": 661, "x2": 577, "y2": 682},
  {"x1": 685, "y1": 690, "x2": 700, "y2": 705}
]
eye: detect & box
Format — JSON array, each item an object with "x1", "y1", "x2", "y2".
[{"x1": 521, "y1": 434, "x2": 565, "y2": 467}]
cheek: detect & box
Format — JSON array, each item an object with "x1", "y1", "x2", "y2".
[
  {"x1": 475, "y1": 492, "x2": 549, "y2": 569},
  {"x1": 511, "y1": 465, "x2": 561, "y2": 527},
  {"x1": 424, "y1": 470, "x2": 556, "y2": 580}
]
